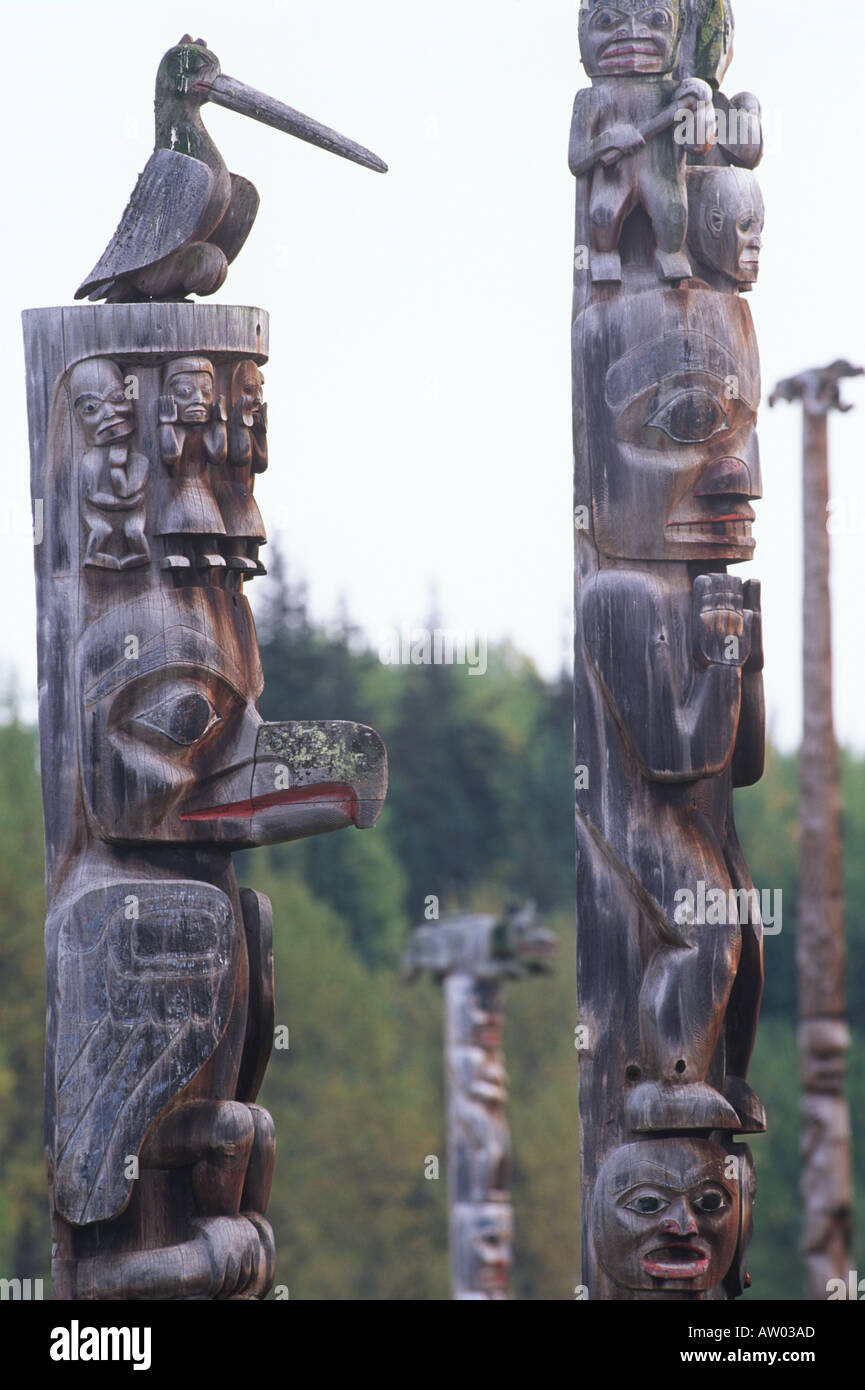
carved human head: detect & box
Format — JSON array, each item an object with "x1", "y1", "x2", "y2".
[
  {"x1": 453, "y1": 1204, "x2": 513, "y2": 1297},
  {"x1": 164, "y1": 356, "x2": 216, "y2": 424},
  {"x1": 573, "y1": 286, "x2": 761, "y2": 562},
  {"x1": 69, "y1": 358, "x2": 134, "y2": 448},
  {"x1": 232, "y1": 360, "x2": 265, "y2": 421},
  {"x1": 579, "y1": 2, "x2": 686, "y2": 78},
  {"x1": 688, "y1": 167, "x2": 763, "y2": 289},
  {"x1": 592, "y1": 1139, "x2": 741, "y2": 1291}
]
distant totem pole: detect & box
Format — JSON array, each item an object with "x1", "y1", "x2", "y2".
[
  {"x1": 770, "y1": 360, "x2": 862, "y2": 1300},
  {"x1": 571, "y1": 2, "x2": 765, "y2": 1299},
  {"x1": 405, "y1": 906, "x2": 556, "y2": 1299},
  {"x1": 23, "y1": 37, "x2": 388, "y2": 1300}
]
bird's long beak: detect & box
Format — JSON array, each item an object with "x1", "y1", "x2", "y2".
[{"x1": 197, "y1": 73, "x2": 388, "y2": 173}]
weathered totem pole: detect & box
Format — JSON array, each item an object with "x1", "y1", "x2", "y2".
[
  {"x1": 23, "y1": 37, "x2": 388, "y2": 1300},
  {"x1": 571, "y1": 1, "x2": 765, "y2": 1299},
  {"x1": 404, "y1": 906, "x2": 556, "y2": 1299},
  {"x1": 770, "y1": 360, "x2": 862, "y2": 1300}
]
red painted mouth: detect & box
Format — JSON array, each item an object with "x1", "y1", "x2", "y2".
[
  {"x1": 180, "y1": 782, "x2": 359, "y2": 825},
  {"x1": 600, "y1": 41, "x2": 661, "y2": 62},
  {"x1": 641, "y1": 1242, "x2": 710, "y2": 1280}
]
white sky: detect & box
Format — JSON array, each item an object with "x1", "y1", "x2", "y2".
[{"x1": 2, "y1": 0, "x2": 864, "y2": 750}]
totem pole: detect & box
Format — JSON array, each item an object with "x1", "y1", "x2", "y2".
[
  {"x1": 770, "y1": 360, "x2": 862, "y2": 1300},
  {"x1": 571, "y1": 2, "x2": 765, "y2": 1299},
  {"x1": 23, "y1": 36, "x2": 388, "y2": 1300},
  {"x1": 404, "y1": 905, "x2": 556, "y2": 1299}
]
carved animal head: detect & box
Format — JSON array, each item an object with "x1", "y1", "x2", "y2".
[
  {"x1": 676, "y1": 0, "x2": 734, "y2": 87},
  {"x1": 574, "y1": 287, "x2": 761, "y2": 563},
  {"x1": 156, "y1": 37, "x2": 221, "y2": 107},
  {"x1": 579, "y1": 2, "x2": 686, "y2": 78}
]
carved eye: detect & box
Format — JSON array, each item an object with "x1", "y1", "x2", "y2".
[
  {"x1": 693, "y1": 1189, "x2": 727, "y2": 1214},
  {"x1": 80, "y1": 402, "x2": 100, "y2": 415},
  {"x1": 644, "y1": 9, "x2": 670, "y2": 26},
  {"x1": 626, "y1": 1194, "x2": 669, "y2": 1215},
  {"x1": 646, "y1": 391, "x2": 730, "y2": 444},
  {"x1": 133, "y1": 691, "x2": 221, "y2": 746},
  {"x1": 174, "y1": 383, "x2": 192, "y2": 397},
  {"x1": 593, "y1": 9, "x2": 620, "y2": 28}
]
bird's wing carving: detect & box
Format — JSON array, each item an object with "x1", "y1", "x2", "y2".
[
  {"x1": 49, "y1": 879, "x2": 236, "y2": 1225},
  {"x1": 75, "y1": 149, "x2": 215, "y2": 300},
  {"x1": 207, "y1": 173, "x2": 260, "y2": 265}
]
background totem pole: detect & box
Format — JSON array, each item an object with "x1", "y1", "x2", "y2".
[
  {"x1": 770, "y1": 360, "x2": 862, "y2": 1300},
  {"x1": 23, "y1": 37, "x2": 388, "y2": 1300},
  {"x1": 571, "y1": 1, "x2": 766, "y2": 1299},
  {"x1": 404, "y1": 906, "x2": 556, "y2": 1299}
]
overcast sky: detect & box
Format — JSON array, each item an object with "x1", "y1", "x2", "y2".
[{"x1": 3, "y1": 0, "x2": 864, "y2": 750}]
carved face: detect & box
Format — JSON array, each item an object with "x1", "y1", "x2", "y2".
[
  {"x1": 593, "y1": 1140, "x2": 740, "y2": 1291},
  {"x1": 574, "y1": 286, "x2": 761, "y2": 561},
  {"x1": 799, "y1": 1020, "x2": 850, "y2": 1094},
  {"x1": 70, "y1": 359, "x2": 134, "y2": 447},
  {"x1": 453, "y1": 1205, "x2": 513, "y2": 1296},
  {"x1": 688, "y1": 168, "x2": 764, "y2": 288},
  {"x1": 579, "y1": 2, "x2": 683, "y2": 77},
  {"x1": 78, "y1": 590, "x2": 368, "y2": 847},
  {"x1": 233, "y1": 360, "x2": 265, "y2": 422},
  {"x1": 164, "y1": 357, "x2": 216, "y2": 424}
]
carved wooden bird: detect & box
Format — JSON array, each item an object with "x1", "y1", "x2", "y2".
[{"x1": 76, "y1": 36, "x2": 387, "y2": 303}]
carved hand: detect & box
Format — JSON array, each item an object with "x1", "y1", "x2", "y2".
[
  {"x1": 158, "y1": 394, "x2": 178, "y2": 424},
  {"x1": 742, "y1": 579, "x2": 763, "y2": 673},
  {"x1": 693, "y1": 574, "x2": 751, "y2": 669},
  {"x1": 674, "y1": 78, "x2": 714, "y2": 116},
  {"x1": 596, "y1": 124, "x2": 646, "y2": 167}
]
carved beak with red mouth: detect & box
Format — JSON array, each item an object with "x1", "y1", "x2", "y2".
[
  {"x1": 666, "y1": 456, "x2": 759, "y2": 558},
  {"x1": 179, "y1": 720, "x2": 387, "y2": 846}
]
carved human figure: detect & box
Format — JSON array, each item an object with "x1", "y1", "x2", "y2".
[
  {"x1": 591, "y1": 1140, "x2": 745, "y2": 1293},
  {"x1": 451, "y1": 1203, "x2": 513, "y2": 1300},
  {"x1": 687, "y1": 166, "x2": 763, "y2": 292},
  {"x1": 218, "y1": 359, "x2": 268, "y2": 575},
  {"x1": 574, "y1": 286, "x2": 765, "y2": 1134},
  {"x1": 570, "y1": 1, "x2": 716, "y2": 282},
  {"x1": 70, "y1": 358, "x2": 150, "y2": 570},
  {"x1": 157, "y1": 356, "x2": 228, "y2": 574}
]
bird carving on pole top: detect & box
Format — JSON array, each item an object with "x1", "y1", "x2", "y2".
[{"x1": 76, "y1": 36, "x2": 388, "y2": 303}]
